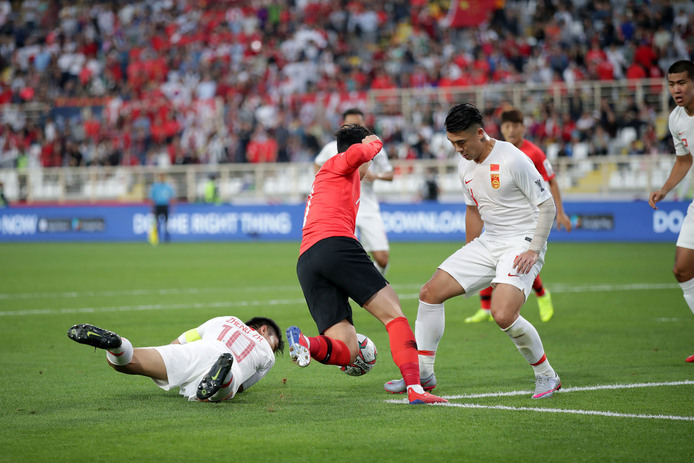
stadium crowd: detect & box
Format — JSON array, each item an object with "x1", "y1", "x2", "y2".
[{"x1": 0, "y1": 0, "x2": 692, "y2": 170}]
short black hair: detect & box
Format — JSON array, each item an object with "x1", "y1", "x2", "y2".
[
  {"x1": 245, "y1": 316, "x2": 284, "y2": 354},
  {"x1": 342, "y1": 107, "x2": 364, "y2": 119},
  {"x1": 444, "y1": 103, "x2": 484, "y2": 133},
  {"x1": 335, "y1": 123, "x2": 372, "y2": 153},
  {"x1": 668, "y1": 60, "x2": 694, "y2": 80},
  {"x1": 500, "y1": 108, "x2": 524, "y2": 125}
]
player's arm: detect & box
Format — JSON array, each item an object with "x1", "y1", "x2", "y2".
[
  {"x1": 465, "y1": 205, "x2": 484, "y2": 244},
  {"x1": 649, "y1": 153, "x2": 693, "y2": 209},
  {"x1": 364, "y1": 169, "x2": 394, "y2": 182},
  {"x1": 364, "y1": 151, "x2": 394, "y2": 182},
  {"x1": 313, "y1": 162, "x2": 321, "y2": 175},
  {"x1": 514, "y1": 197, "x2": 556, "y2": 274},
  {"x1": 547, "y1": 177, "x2": 571, "y2": 231},
  {"x1": 337, "y1": 136, "x2": 382, "y2": 176}
]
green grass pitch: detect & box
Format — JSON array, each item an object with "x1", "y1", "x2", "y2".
[{"x1": 1, "y1": 241, "x2": 692, "y2": 462}]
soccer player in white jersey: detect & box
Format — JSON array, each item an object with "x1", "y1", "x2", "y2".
[
  {"x1": 384, "y1": 103, "x2": 562, "y2": 399},
  {"x1": 68, "y1": 316, "x2": 283, "y2": 402},
  {"x1": 649, "y1": 59, "x2": 694, "y2": 363},
  {"x1": 314, "y1": 108, "x2": 394, "y2": 275}
]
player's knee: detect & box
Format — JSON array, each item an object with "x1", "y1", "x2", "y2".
[
  {"x1": 673, "y1": 265, "x2": 694, "y2": 282},
  {"x1": 419, "y1": 283, "x2": 442, "y2": 304}
]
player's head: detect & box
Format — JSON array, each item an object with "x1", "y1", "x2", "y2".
[
  {"x1": 445, "y1": 103, "x2": 488, "y2": 162},
  {"x1": 342, "y1": 107, "x2": 365, "y2": 127},
  {"x1": 335, "y1": 123, "x2": 372, "y2": 153},
  {"x1": 245, "y1": 317, "x2": 284, "y2": 354},
  {"x1": 500, "y1": 108, "x2": 526, "y2": 147},
  {"x1": 667, "y1": 60, "x2": 694, "y2": 110}
]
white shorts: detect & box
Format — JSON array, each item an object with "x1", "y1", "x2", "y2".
[
  {"x1": 439, "y1": 235, "x2": 545, "y2": 301},
  {"x1": 356, "y1": 209, "x2": 388, "y2": 252},
  {"x1": 676, "y1": 202, "x2": 694, "y2": 250},
  {"x1": 152, "y1": 341, "x2": 229, "y2": 401}
]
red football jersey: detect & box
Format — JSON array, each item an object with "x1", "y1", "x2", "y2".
[
  {"x1": 299, "y1": 140, "x2": 383, "y2": 255},
  {"x1": 519, "y1": 139, "x2": 555, "y2": 182}
]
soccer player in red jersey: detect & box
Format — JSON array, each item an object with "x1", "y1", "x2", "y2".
[
  {"x1": 466, "y1": 108, "x2": 571, "y2": 324},
  {"x1": 287, "y1": 123, "x2": 447, "y2": 404}
]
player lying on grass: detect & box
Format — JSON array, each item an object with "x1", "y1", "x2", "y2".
[
  {"x1": 67, "y1": 316, "x2": 283, "y2": 402},
  {"x1": 287, "y1": 123, "x2": 447, "y2": 405}
]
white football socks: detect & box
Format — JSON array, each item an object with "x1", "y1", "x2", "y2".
[
  {"x1": 106, "y1": 337, "x2": 133, "y2": 366},
  {"x1": 503, "y1": 316, "x2": 555, "y2": 377},
  {"x1": 679, "y1": 277, "x2": 694, "y2": 315},
  {"x1": 414, "y1": 300, "x2": 445, "y2": 378}
]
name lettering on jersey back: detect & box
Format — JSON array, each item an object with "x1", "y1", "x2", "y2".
[{"x1": 224, "y1": 317, "x2": 264, "y2": 343}]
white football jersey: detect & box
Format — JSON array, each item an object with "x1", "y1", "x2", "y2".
[
  {"x1": 458, "y1": 140, "x2": 552, "y2": 241},
  {"x1": 315, "y1": 140, "x2": 393, "y2": 211},
  {"x1": 180, "y1": 316, "x2": 276, "y2": 391},
  {"x1": 669, "y1": 106, "x2": 694, "y2": 157}
]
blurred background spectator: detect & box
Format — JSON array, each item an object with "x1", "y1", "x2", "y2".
[{"x1": 0, "y1": 0, "x2": 691, "y2": 171}]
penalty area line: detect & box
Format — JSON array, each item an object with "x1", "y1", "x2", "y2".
[
  {"x1": 443, "y1": 379, "x2": 694, "y2": 400},
  {"x1": 432, "y1": 403, "x2": 694, "y2": 421},
  {"x1": 385, "y1": 380, "x2": 694, "y2": 421}
]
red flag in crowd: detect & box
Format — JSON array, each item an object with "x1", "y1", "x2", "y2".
[{"x1": 444, "y1": 0, "x2": 499, "y2": 28}]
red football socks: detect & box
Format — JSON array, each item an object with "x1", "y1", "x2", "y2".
[
  {"x1": 533, "y1": 275, "x2": 545, "y2": 297},
  {"x1": 386, "y1": 317, "x2": 420, "y2": 387},
  {"x1": 307, "y1": 335, "x2": 352, "y2": 366},
  {"x1": 479, "y1": 286, "x2": 493, "y2": 309}
]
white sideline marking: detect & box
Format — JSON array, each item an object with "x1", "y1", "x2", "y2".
[
  {"x1": 386, "y1": 380, "x2": 694, "y2": 421},
  {"x1": 434, "y1": 403, "x2": 694, "y2": 421},
  {"x1": 0, "y1": 298, "x2": 307, "y2": 317},
  {"x1": 443, "y1": 380, "x2": 694, "y2": 399},
  {"x1": 0, "y1": 282, "x2": 682, "y2": 316},
  {"x1": 0, "y1": 282, "x2": 679, "y2": 301}
]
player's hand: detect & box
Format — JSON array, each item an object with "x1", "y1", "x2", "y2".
[
  {"x1": 513, "y1": 250, "x2": 539, "y2": 275},
  {"x1": 556, "y1": 212, "x2": 572, "y2": 232},
  {"x1": 363, "y1": 170, "x2": 377, "y2": 181},
  {"x1": 362, "y1": 134, "x2": 380, "y2": 145},
  {"x1": 648, "y1": 190, "x2": 666, "y2": 210}
]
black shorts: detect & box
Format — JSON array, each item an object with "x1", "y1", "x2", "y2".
[
  {"x1": 296, "y1": 236, "x2": 388, "y2": 334},
  {"x1": 154, "y1": 205, "x2": 169, "y2": 221}
]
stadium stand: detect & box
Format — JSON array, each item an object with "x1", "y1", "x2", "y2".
[{"x1": 0, "y1": 0, "x2": 692, "y2": 202}]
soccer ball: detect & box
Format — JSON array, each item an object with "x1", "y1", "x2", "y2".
[{"x1": 341, "y1": 333, "x2": 377, "y2": 376}]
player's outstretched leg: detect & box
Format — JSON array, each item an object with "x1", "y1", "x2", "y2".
[
  {"x1": 197, "y1": 353, "x2": 234, "y2": 401},
  {"x1": 384, "y1": 373, "x2": 437, "y2": 394},
  {"x1": 67, "y1": 324, "x2": 122, "y2": 350},
  {"x1": 532, "y1": 373, "x2": 562, "y2": 399},
  {"x1": 286, "y1": 325, "x2": 311, "y2": 367}
]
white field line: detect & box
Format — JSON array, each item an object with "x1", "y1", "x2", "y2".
[
  {"x1": 432, "y1": 403, "x2": 694, "y2": 421},
  {"x1": 0, "y1": 283, "x2": 681, "y2": 317},
  {"x1": 442, "y1": 380, "x2": 694, "y2": 399},
  {"x1": 0, "y1": 282, "x2": 679, "y2": 302},
  {"x1": 0, "y1": 298, "x2": 307, "y2": 317},
  {"x1": 386, "y1": 380, "x2": 694, "y2": 421}
]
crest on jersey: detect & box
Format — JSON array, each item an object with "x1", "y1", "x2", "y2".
[{"x1": 491, "y1": 173, "x2": 500, "y2": 189}]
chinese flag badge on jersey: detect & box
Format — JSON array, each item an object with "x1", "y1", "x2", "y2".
[{"x1": 490, "y1": 164, "x2": 500, "y2": 189}]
